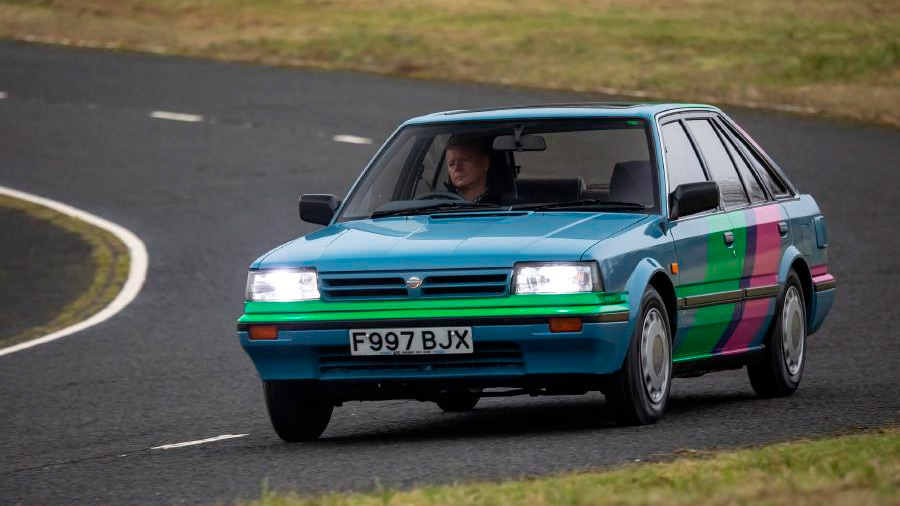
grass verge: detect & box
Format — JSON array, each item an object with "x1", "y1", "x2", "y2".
[
  {"x1": 0, "y1": 194, "x2": 129, "y2": 348},
  {"x1": 0, "y1": 0, "x2": 898, "y2": 127},
  {"x1": 246, "y1": 427, "x2": 900, "y2": 506}
]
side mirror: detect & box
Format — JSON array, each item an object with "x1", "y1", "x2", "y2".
[
  {"x1": 299, "y1": 194, "x2": 340, "y2": 225},
  {"x1": 669, "y1": 181, "x2": 719, "y2": 220}
]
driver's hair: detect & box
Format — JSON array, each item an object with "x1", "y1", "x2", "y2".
[{"x1": 445, "y1": 134, "x2": 491, "y2": 160}]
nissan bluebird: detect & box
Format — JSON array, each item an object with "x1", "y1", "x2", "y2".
[{"x1": 237, "y1": 103, "x2": 835, "y2": 441}]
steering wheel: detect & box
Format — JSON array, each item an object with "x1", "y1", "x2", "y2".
[{"x1": 418, "y1": 192, "x2": 465, "y2": 201}]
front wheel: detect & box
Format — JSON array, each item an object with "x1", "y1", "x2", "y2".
[
  {"x1": 264, "y1": 381, "x2": 333, "y2": 442},
  {"x1": 605, "y1": 287, "x2": 672, "y2": 426},
  {"x1": 747, "y1": 270, "x2": 806, "y2": 398}
]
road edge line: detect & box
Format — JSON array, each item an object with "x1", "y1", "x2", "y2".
[{"x1": 0, "y1": 185, "x2": 149, "y2": 357}]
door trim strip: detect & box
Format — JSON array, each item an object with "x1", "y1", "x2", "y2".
[
  {"x1": 744, "y1": 284, "x2": 780, "y2": 300},
  {"x1": 678, "y1": 284, "x2": 780, "y2": 309}
]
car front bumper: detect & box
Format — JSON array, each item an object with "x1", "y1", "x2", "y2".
[
  {"x1": 237, "y1": 293, "x2": 632, "y2": 385},
  {"x1": 240, "y1": 317, "x2": 631, "y2": 382}
]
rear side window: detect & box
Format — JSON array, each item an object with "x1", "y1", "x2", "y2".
[
  {"x1": 723, "y1": 122, "x2": 790, "y2": 197},
  {"x1": 685, "y1": 119, "x2": 749, "y2": 209},
  {"x1": 715, "y1": 121, "x2": 767, "y2": 203},
  {"x1": 661, "y1": 121, "x2": 707, "y2": 191}
]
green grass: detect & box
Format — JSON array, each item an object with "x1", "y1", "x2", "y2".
[
  {"x1": 0, "y1": 194, "x2": 129, "y2": 348},
  {"x1": 246, "y1": 428, "x2": 900, "y2": 506},
  {"x1": 1, "y1": 0, "x2": 898, "y2": 126}
]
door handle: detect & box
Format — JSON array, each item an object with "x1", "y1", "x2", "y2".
[
  {"x1": 723, "y1": 231, "x2": 735, "y2": 246},
  {"x1": 778, "y1": 221, "x2": 789, "y2": 237}
]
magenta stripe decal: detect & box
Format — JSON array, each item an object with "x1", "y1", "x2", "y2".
[
  {"x1": 717, "y1": 205, "x2": 783, "y2": 351},
  {"x1": 748, "y1": 205, "x2": 783, "y2": 288},
  {"x1": 810, "y1": 264, "x2": 829, "y2": 277}
]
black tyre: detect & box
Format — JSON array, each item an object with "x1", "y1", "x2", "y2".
[
  {"x1": 747, "y1": 270, "x2": 806, "y2": 398},
  {"x1": 435, "y1": 388, "x2": 481, "y2": 412},
  {"x1": 264, "y1": 381, "x2": 333, "y2": 442},
  {"x1": 605, "y1": 287, "x2": 673, "y2": 426}
]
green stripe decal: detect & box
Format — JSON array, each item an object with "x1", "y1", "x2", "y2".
[
  {"x1": 673, "y1": 213, "x2": 744, "y2": 360},
  {"x1": 673, "y1": 352, "x2": 716, "y2": 363},
  {"x1": 239, "y1": 293, "x2": 628, "y2": 324}
]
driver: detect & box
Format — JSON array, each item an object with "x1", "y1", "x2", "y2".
[{"x1": 445, "y1": 136, "x2": 503, "y2": 204}]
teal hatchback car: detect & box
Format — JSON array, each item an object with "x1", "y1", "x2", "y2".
[{"x1": 238, "y1": 103, "x2": 835, "y2": 441}]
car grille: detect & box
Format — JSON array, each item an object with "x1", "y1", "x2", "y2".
[
  {"x1": 317, "y1": 342, "x2": 524, "y2": 377},
  {"x1": 319, "y1": 269, "x2": 511, "y2": 301}
]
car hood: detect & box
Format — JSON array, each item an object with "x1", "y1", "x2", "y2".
[{"x1": 255, "y1": 212, "x2": 648, "y2": 272}]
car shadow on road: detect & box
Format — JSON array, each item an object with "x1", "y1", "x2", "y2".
[
  {"x1": 292, "y1": 390, "x2": 763, "y2": 446},
  {"x1": 665, "y1": 391, "x2": 760, "y2": 415}
]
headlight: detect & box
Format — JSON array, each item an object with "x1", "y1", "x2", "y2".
[
  {"x1": 246, "y1": 269, "x2": 320, "y2": 301},
  {"x1": 513, "y1": 262, "x2": 600, "y2": 294}
]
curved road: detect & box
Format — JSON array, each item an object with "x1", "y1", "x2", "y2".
[{"x1": 1, "y1": 41, "x2": 898, "y2": 505}]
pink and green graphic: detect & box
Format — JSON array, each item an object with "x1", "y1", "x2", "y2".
[{"x1": 673, "y1": 204, "x2": 785, "y2": 361}]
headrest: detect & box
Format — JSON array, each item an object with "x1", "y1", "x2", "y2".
[{"x1": 609, "y1": 160, "x2": 654, "y2": 206}]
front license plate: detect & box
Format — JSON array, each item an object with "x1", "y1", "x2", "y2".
[{"x1": 349, "y1": 327, "x2": 474, "y2": 356}]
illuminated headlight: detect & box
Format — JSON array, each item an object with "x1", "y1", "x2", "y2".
[
  {"x1": 513, "y1": 262, "x2": 600, "y2": 294},
  {"x1": 246, "y1": 269, "x2": 320, "y2": 301}
]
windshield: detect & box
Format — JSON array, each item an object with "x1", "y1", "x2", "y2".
[{"x1": 336, "y1": 118, "x2": 658, "y2": 221}]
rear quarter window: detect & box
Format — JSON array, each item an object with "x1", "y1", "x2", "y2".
[
  {"x1": 723, "y1": 121, "x2": 790, "y2": 197},
  {"x1": 715, "y1": 120, "x2": 767, "y2": 203}
]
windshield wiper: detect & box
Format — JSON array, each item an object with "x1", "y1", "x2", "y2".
[
  {"x1": 371, "y1": 202, "x2": 501, "y2": 218},
  {"x1": 510, "y1": 199, "x2": 650, "y2": 212}
]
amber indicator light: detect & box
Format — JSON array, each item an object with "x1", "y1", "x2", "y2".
[
  {"x1": 549, "y1": 317, "x2": 583, "y2": 333},
  {"x1": 670, "y1": 262, "x2": 679, "y2": 274},
  {"x1": 249, "y1": 325, "x2": 278, "y2": 340}
]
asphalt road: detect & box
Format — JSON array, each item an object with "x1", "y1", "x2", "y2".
[{"x1": 1, "y1": 40, "x2": 899, "y2": 505}]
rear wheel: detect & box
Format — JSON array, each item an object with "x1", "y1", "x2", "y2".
[
  {"x1": 435, "y1": 388, "x2": 481, "y2": 412},
  {"x1": 747, "y1": 270, "x2": 806, "y2": 398},
  {"x1": 264, "y1": 381, "x2": 333, "y2": 442},
  {"x1": 605, "y1": 287, "x2": 672, "y2": 426}
]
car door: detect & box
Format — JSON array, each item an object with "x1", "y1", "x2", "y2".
[
  {"x1": 713, "y1": 117, "x2": 791, "y2": 352},
  {"x1": 660, "y1": 118, "x2": 742, "y2": 362}
]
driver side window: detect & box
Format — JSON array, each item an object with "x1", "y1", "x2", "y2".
[{"x1": 413, "y1": 135, "x2": 451, "y2": 198}]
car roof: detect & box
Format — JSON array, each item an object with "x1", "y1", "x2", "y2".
[{"x1": 403, "y1": 102, "x2": 720, "y2": 125}]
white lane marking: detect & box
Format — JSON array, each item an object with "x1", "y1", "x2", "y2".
[
  {"x1": 0, "y1": 91, "x2": 7, "y2": 99},
  {"x1": 333, "y1": 134, "x2": 373, "y2": 145},
  {"x1": 151, "y1": 434, "x2": 249, "y2": 450},
  {"x1": 0, "y1": 186, "x2": 149, "y2": 357},
  {"x1": 149, "y1": 110, "x2": 204, "y2": 122}
]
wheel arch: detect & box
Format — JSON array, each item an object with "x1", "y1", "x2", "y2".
[
  {"x1": 790, "y1": 259, "x2": 814, "y2": 325},
  {"x1": 624, "y1": 258, "x2": 676, "y2": 337},
  {"x1": 647, "y1": 271, "x2": 678, "y2": 339},
  {"x1": 779, "y1": 246, "x2": 814, "y2": 325}
]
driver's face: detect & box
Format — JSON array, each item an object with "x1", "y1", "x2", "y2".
[{"x1": 446, "y1": 146, "x2": 489, "y2": 192}]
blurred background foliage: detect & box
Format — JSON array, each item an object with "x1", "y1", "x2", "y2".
[{"x1": 1, "y1": 0, "x2": 898, "y2": 125}]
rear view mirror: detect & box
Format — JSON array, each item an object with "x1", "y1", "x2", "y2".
[
  {"x1": 669, "y1": 181, "x2": 719, "y2": 220},
  {"x1": 493, "y1": 134, "x2": 546, "y2": 151},
  {"x1": 299, "y1": 194, "x2": 340, "y2": 225}
]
